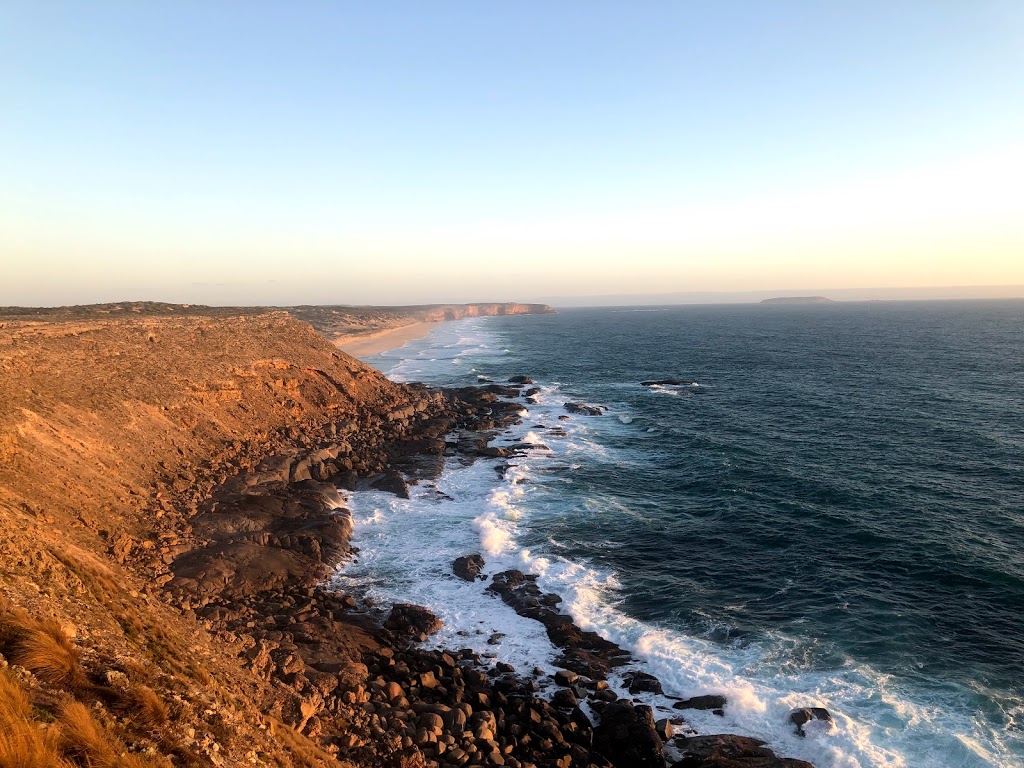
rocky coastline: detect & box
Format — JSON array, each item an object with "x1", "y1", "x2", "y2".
[
  {"x1": 0, "y1": 308, "x2": 815, "y2": 768},
  {"x1": 146, "y1": 380, "x2": 815, "y2": 768}
]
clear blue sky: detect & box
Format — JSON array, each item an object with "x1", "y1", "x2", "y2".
[{"x1": 2, "y1": 2, "x2": 1023, "y2": 305}]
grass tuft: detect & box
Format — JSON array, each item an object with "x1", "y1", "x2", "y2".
[
  {"x1": 121, "y1": 684, "x2": 168, "y2": 730},
  {"x1": 10, "y1": 619, "x2": 84, "y2": 690},
  {"x1": 58, "y1": 701, "x2": 120, "y2": 767},
  {"x1": 0, "y1": 667, "x2": 70, "y2": 768},
  {"x1": 0, "y1": 603, "x2": 86, "y2": 692}
]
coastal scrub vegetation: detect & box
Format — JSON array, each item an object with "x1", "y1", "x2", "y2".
[
  {"x1": 0, "y1": 604, "x2": 86, "y2": 692},
  {"x1": 0, "y1": 667, "x2": 70, "y2": 768},
  {"x1": 0, "y1": 602, "x2": 172, "y2": 768}
]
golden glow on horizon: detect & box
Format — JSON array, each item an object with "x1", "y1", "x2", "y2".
[{"x1": 2, "y1": 145, "x2": 1023, "y2": 303}]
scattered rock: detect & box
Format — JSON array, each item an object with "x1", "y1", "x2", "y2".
[
  {"x1": 383, "y1": 603, "x2": 443, "y2": 638},
  {"x1": 671, "y1": 734, "x2": 814, "y2": 767},
  {"x1": 371, "y1": 470, "x2": 410, "y2": 498},
  {"x1": 789, "y1": 707, "x2": 835, "y2": 737},
  {"x1": 593, "y1": 700, "x2": 664, "y2": 767},
  {"x1": 563, "y1": 402, "x2": 606, "y2": 416},
  {"x1": 673, "y1": 694, "x2": 728, "y2": 712},
  {"x1": 452, "y1": 553, "x2": 486, "y2": 581},
  {"x1": 626, "y1": 670, "x2": 664, "y2": 695}
]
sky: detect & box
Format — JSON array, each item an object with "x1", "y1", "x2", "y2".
[{"x1": 2, "y1": 1, "x2": 1023, "y2": 307}]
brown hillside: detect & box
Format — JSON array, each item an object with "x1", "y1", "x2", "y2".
[{"x1": 0, "y1": 312, "x2": 419, "y2": 767}]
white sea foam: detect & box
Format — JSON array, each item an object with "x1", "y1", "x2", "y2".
[{"x1": 338, "y1": 317, "x2": 1023, "y2": 768}]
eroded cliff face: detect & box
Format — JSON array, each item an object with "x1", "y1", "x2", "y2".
[
  {"x1": 420, "y1": 303, "x2": 555, "y2": 321},
  {"x1": 0, "y1": 311, "x2": 433, "y2": 766},
  {"x1": 0, "y1": 312, "x2": 414, "y2": 538}
]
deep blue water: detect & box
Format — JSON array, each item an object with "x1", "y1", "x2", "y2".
[
  {"x1": 360, "y1": 299, "x2": 1024, "y2": 766},
  {"x1": 511, "y1": 302, "x2": 1024, "y2": 686}
]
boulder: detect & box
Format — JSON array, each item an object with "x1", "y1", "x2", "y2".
[
  {"x1": 383, "y1": 603, "x2": 443, "y2": 638},
  {"x1": 452, "y1": 553, "x2": 485, "y2": 581},
  {"x1": 563, "y1": 402, "x2": 605, "y2": 416},
  {"x1": 626, "y1": 671, "x2": 664, "y2": 695},
  {"x1": 593, "y1": 700, "x2": 664, "y2": 768},
  {"x1": 673, "y1": 694, "x2": 727, "y2": 712},
  {"x1": 552, "y1": 688, "x2": 578, "y2": 709},
  {"x1": 640, "y1": 379, "x2": 694, "y2": 387},
  {"x1": 671, "y1": 734, "x2": 814, "y2": 767},
  {"x1": 789, "y1": 707, "x2": 835, "y2": 737},
  {"x1": 554, "y1": 669, "x2": 579, "y2": 687},
  {"x1": 371, "y1": 470, "x2": 410, "y2": 499}
]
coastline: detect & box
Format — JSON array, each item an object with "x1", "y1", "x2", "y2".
[
  {"x1": 334, "y1": 320, "x2": 440, "y2": 357},
  {"x1": 0, "y1": 307, "x2": 815, "y2": 768}
]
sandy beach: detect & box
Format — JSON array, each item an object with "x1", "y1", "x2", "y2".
[{"x1": 334, "y1": 320, "x2": 440, "y2": 357}]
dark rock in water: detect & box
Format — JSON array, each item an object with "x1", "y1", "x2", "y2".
[
  {"x1": 482, "y1": 383, "x2": 522, "y2": 397},
  {"x1": 673, "y1": 694, "x2": 727, "y2": 712},
  {"x1": 640, "y1": 379, "x2": 694, "y2": 386},
  {"x1": 509, "y1": 375, "x2": 534, "y2": 385},
  {"x1": 477, "y1": 376, "x2": 493, "y2": 382},
  {"x1": 626, "y1": 670, "x2": 664, "y2": 695},
  {"x1": 333, "y1": 470, "x2": 358, "y2": 491},
  {"x1": 452, "y1": 553, "x2": 485, "y2": 581},
  {"x1": 523, "y1": 387, "x2": 541, "y2": 397},
  {"x1": 789, "y1": 707, "x2": 835, "y2": 737},
  {"x1": 383, "y1": 603, "x2": 443, "y2": 638},
  {"x1": 655, "y1": 717, "x2": 674, "y2": 740},
  {"x1": 593, "y1": 700, "x2": 664, "y2": 768},
  {"x1": 370, "y1": 470, "x2": 409, "y2": 499},
  {"x1": 564, "y1": 402, "x2": 606, "y2": 416},
  {"x1": 479, "y1": 446, "x2": 513, "y2": 458},
  {"x1": 487, "y1": 570, "x2": 630, "y2": 679},
  {"x1": 671, "y1": 734, "x2": 814, "y2": 767}
]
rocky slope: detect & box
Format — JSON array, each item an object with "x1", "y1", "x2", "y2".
[{"x1": 0, "y1": 307, "x2": 810, "y2": 768}]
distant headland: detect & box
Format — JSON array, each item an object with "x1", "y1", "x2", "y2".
[{"x1": 760, "y1": 296, "x2": 835, "y2": 304}]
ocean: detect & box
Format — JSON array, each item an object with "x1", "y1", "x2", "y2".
[{"x1": 334, "y1": 300, "x2": 1024, "y2": 768}]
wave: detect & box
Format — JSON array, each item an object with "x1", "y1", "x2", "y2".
[{"x1": 340, "y1": 316, "x2": 1024, "y2": 768}]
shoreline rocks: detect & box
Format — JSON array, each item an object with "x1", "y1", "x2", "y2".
[
  {"x1": 452, "y1": 554, "x2": 486, "y2": 582},
  {"x1": 487, "y1": 569, "x2": 631, "y2": 679},
  {"x1": 563, "y1": 402, "x2": 606, "y2": 416},
  {"x1": 157, "y1": 376, "x2": 817, "y2": 768}
]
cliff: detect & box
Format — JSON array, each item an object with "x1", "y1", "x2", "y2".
[
  {"x1": 0, "y1": 301, "x2": 556, "y2": 344},
  {"x1": 418, "y1": 303, "x2": 554, "y2": 321},
  {"x1": 0, "y1": 306, "x2": 809, "y2": 768},
  {"x1": 0, "y1": 311, "x2": 434, "y2": 766},
  {"x1": 289, "y1": 303, "x2": 555, "y2": 341}
]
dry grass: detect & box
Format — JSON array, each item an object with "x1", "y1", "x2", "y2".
[
  {"x1": 119, "y1": 684, "x2": 168, "y2": 730},
  {"x1": 0, "y1": 606, "x2": 170, "y2": 768},
  {"x1": 0, "y1": 667, "x2": 71, "y2": 768},
  {"x1": 267, "y1": 717, "x2": 343, "y2": 768},
  {"x1": 58, "y1": 701, "x2": 120, "y2": 767},
  {"x1": 0, "y1": 606, "x2": 86, "y2": 692},
  {"x1": 57, "y1": 701, "x2": 170, "y2": 768}
]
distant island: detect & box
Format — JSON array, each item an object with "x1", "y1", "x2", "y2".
[{"x1": 760, "y1": 296, "x2": 835, "y2": 304}]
